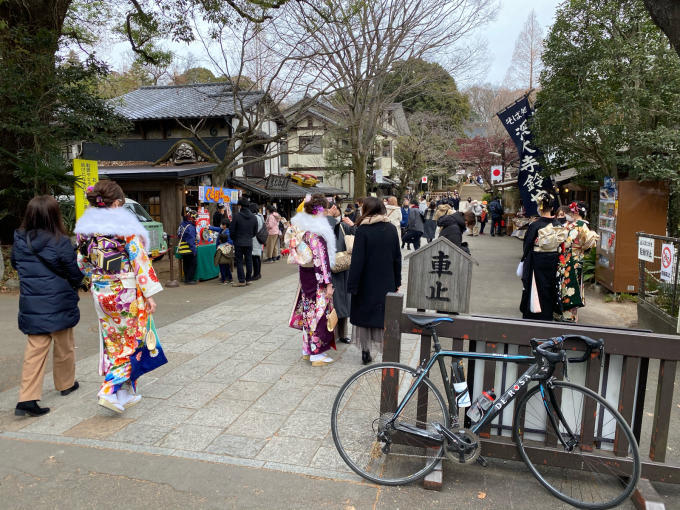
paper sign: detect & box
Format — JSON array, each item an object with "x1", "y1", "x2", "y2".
[
  {"x1": 637, "y1": 237, "x2": 655, "y2": 262},
  {"x1": 73, "y1": 159, "x2": 99, "y2": 219},
  {"x1": 660, "y1": 243, "x2": 675, "y2": 283},
  {"x1": 421, "y1": 176, "x2": 428, "y2": 184}
]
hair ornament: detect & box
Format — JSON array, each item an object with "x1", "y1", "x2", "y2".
[
  {"x1": 313, "y1": 205, "x2": 325, "y2": 215},
  {"x1": 569, "y1": 201, "x2": 579, "y2": 214},
  {"x1": 304, "y1": 193, "x2": 312, "y2": 203},
  {"x1": 95, "y1": 195, "x2": 106, "y2": 207},
  {"x1": 86, "y1": 185, "x2": 94, "y2": 193}
]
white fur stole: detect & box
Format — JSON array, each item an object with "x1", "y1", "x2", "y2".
[
  {"x1": 291, "y1": 212, "x2": 336, "y2": 267},
  {"x1": 74, "y1": 207, "x2": 150, "y2": 249}
]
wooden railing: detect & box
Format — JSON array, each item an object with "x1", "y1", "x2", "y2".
[{"x1": 382, "y1": 292, "x2": 680, "y2": 485}]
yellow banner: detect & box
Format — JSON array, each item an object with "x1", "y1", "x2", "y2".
[{"x1": 73, "y1": 159, "x2": 99, "y2": 219}]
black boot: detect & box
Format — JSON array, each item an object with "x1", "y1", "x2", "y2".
[
  {"x1": 362, "y1": 350, "x2": 372, "y2": 365},
  {"x1": 15, "y1": 400, "x2": 50, "y2": 417},
  {"x1": 60, "y1": 381, "x2": 79, "y2": 396}
]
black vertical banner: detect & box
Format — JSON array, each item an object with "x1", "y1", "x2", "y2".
[{"x1": 497, "y1": 95, "x2": 553, "y2": 216}]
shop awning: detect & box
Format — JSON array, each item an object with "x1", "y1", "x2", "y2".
[
  {"x1": 229, "y1": 176, "x2": 348, "y2": 199},
  {"x1": 98, "y1": 163, "x2": 216, "y2": 180}
]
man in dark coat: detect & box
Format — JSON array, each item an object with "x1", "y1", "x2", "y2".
[
  {"x1": 489, "y1": 197, "x2": 504, "y2": 236},
  {"x1": 404, "y1": 199, "x2": 424, "y2": 249},
  {"x1": 229, "y1": 198, "x2": 259, "y2": 286},
  {"x1": 212, "y1": 204, "x2": 225, "y2": 227}
]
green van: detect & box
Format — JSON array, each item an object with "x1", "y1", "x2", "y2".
[{"x1": 123, "y1": 198, "x2": 168, "y2": 260}]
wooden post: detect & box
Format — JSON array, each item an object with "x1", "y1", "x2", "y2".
[{"x1": 166, "y1": 236, "x2": 180, "y2": 288}]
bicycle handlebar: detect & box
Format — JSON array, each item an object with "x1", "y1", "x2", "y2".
[{"x1": 532, "y1": 335, "x2": 604, "y2": 366}]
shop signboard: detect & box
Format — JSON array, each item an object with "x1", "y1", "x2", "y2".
[
  {"x1": 198, "y1": 186, "x2": 239, "y2": 204},
  {"x1": 73, "y1": 159, "x2": 99, "y2": 219}
]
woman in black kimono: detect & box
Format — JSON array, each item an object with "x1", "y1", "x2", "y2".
[{"x1": 520, "y1": 192, "x2": 562, "y2": 321}]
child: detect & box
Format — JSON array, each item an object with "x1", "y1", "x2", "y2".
[{"x1": 211, "y1": 220, "x2": 234, "y2": 284}]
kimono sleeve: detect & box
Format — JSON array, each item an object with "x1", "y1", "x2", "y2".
[
  {"x1": 310, "y1": 233, "x2": 332, "y2": 286},
  {"x1": 126, "y1": 235, "x2": 163, "y2": 298}
]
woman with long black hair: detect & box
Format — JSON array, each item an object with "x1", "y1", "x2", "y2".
[
  {"x1": 11, "y1": 195, "x2": 83, "y2": 416},
  {"x1": 347, "y1": 196, "x2": 401, "y2": 364}
]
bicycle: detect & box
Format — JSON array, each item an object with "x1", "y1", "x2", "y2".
[{"x1": 331, "y1": 315, "x2": 641, "y2": 509}]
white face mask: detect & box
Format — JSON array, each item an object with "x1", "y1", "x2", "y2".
[{"x1": 565, "y1": 214, "x2": 574, "y2": 222}]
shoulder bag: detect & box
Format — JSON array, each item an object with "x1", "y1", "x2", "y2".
[{"x1": 176, "y1": 224, "x2": 193, "y2": 255}]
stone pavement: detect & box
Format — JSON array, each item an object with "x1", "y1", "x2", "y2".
[
  {"x1": 0, "y1": 234, "x2": 675, "y2": 509},
  {"x1": 0, "y1": 266, "x2": 426, "y2": 482}
]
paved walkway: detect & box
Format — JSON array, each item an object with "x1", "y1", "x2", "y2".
[{"x1": 0, "y1": 234, "x2": 673, "y2": 508}]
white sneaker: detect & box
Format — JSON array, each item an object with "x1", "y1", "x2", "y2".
[
  {"x1": 98, "y1": 393, "x2": 124, "y2": 413},
  {"x1": 117, "y1": 388, "x2": 142, "y2": 408}
]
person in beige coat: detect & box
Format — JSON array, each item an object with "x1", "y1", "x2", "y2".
[{"x1": 384, "y1": 196, "x2": 403, "y2": 245}]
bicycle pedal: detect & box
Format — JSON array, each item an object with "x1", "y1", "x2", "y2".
[{"x1": 476, "y1": 455, "x2": 488, "y2": 468}]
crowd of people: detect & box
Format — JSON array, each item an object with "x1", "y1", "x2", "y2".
[{"x1": 9, "y1": 181, "x2": 598, "y2": 419}]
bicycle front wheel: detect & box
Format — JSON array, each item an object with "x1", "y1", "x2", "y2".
[
  {"x1": 513, "y1": 381, "x2": 641, "y2": 509},
  {"x1": 331, "y1": 362, "x2": 450, "y2": 485}
]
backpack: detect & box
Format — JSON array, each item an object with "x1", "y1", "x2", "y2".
[
  {"x1": 256, "y1": 216, "x2": 268, "y2": 245},
  {"x1": 284, "y1": 225, "x2": 313, "y2": 266}
]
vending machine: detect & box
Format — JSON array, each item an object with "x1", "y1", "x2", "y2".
[{"x1": 595, "y1": 179, "x2": 668, "y2": 293}]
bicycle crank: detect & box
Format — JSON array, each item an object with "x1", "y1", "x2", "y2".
[{"x1": 432, "y1": 423, "x2": 481, "y2": 464}]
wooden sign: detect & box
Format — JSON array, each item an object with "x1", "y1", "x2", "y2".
[
  {"x1": 265, "y1": 174, "x2": 290, "y2": 190},
  {"x1": 404, "y1": 237, "x2": 477, "y2": 314}
]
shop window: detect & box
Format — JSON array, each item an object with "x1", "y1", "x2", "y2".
[{"x1": 299, "y1": 135, "x2": 322, "y2": 154}]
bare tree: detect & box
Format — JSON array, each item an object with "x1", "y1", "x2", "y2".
[
  {"x1": 464, "y1": 84, "x2": 525, "y2": 137},
  {"x1": 281, "y1": 0, "x2": 497, "y2": 198},
  {"x1": 175, "y1": 7, "x2": 332, "y2": 188},
  {"x1": 504, "y1": 10, "x2": 544, "y2": 90}
]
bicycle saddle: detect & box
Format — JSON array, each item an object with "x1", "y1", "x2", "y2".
[{"x1": 407, "y1": 315, "x2": 454, "y2": 328}]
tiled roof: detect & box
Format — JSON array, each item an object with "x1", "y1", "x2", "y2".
[{"x1": 112, "y1": 83, "x2": 265, "y2": 121}]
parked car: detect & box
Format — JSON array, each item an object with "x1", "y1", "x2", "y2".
[
  {"x1": 57, "y1": 195, "x2": 168, "y2": 261},
  {"x1": 123, "y1": 198, "x2": 168, "y2": 260}
]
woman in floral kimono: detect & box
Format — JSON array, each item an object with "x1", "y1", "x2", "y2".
[
  {"x1": 74, "y1": 180, "x2": 163, "y2": 413},
  {"x1": 557, "y1": 201, "x2": 600, "y2": 322},
  {"x1": 288, "y1": 194, "x2": 337, "y2": 366}
]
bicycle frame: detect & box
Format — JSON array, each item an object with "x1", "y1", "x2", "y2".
[{"x1": 390, "y1": 347, "x2": 542, "y2": 436}]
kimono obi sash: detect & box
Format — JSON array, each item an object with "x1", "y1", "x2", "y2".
[
  {"x1": 534, "y1": 223, "x2": 567, "y2": 253},
  {"x1": 92, "y1": 271, "x2": 137, "y2": 289}
]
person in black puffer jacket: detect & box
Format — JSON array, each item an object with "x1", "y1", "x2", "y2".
[
  {"x1": 229, "y1": 198, "x2": 258, "y2": 286},
  {"x1": 437, "y1": 211, "x2": 470, "y2": 254},
  {"x1": 11, "y1": 195, "x2": 83, "y2": 417}
]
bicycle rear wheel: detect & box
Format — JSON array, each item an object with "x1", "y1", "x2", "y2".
[
  {"x1": 513, "y1": 381, "x2": 640, "y2": 509},
  {"x1": 331, "y1": 362, "x2": 449, "y2": 485}
]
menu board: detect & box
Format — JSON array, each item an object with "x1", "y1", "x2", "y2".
[{"x1": 597, "y1": 178, "x2": 617, "y2": 269}]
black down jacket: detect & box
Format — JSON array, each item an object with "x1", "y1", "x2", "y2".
[
  {"x1": 11, "y1": 229, "x2": 83, "y2": 335},
  {"x1": 437, "y1": 212, "x2": 466, "y2": 248}
]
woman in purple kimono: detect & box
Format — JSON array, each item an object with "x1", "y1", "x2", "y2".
[{"x1": 289, "y1": 194, "x2": 337, "y2": 366}]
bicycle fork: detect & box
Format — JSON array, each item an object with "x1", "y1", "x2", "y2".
[{"x1": 540, "y1": 382, "x2": 579, "y2": 452}]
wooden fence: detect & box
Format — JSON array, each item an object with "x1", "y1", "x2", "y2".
[{"x1": 383, "y1": 293, "x2": 680, "y2": 485}]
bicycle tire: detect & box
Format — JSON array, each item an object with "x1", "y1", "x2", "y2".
[
  {"x1": 331, "y1": 362, "x2": 450, "y2": 485},
  {"x1": 513, "y1": 381, "x2": 641, "y2": 509}
]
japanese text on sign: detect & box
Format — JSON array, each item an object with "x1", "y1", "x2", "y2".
[
  {"x1": 637, "y1": 237, "x2": 655, "y2": 263},
  {"x1": 427, "y1": 251, "x2": 451, "y2": 302},
  {"x1": 198, "y1": 186, "x2": 239, "y2": 204},
  {"x1": 660, "y1": 243, "x2": 676, "y2": 283},
  {"x1": 73, "y1": 159, "x2": 99, "y2": 220}
]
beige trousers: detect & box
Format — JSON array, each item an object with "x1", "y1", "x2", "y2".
[
  {"x1": 264, "y1": 234, "x2": 280, "y2": 260},
  {"x1": 18, "y1": 328, "x2": 75, "y2": 402}
]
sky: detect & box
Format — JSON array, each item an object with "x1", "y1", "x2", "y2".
[
  {"x1": 482, "y1": 0, "x2": 562, "y2": 84},
  {"x1": 101, "y1": 0, "x2": 564, "y2": 88}
]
